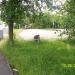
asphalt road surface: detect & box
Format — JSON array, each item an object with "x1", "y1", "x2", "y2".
[
  {"x1": 19, "y1": 29, "x2": 68, "y2": 40},
  {"x1": 0, "y1": 53, "x2": 13, "y2": 75}
]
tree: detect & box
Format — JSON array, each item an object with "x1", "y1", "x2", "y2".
[
  {"x1": 30, "y1": 13, "x2": 52, "y2": 28},
  {"x1": 0, "y1": 0, "x2": 26, "y2": 45},
  {"x1": 0, "y1": 0, "x2": 53, "y2": 45},
  {"x1": 63, "y1": 0, "x2": 75, "y2": 39},
  {"x1": 51, "y1": 15, "x2": 64, "y2": 28}
]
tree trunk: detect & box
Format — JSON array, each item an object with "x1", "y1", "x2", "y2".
[{"x1": 8, "y1": 21, "x2": 14, "y2": 45}]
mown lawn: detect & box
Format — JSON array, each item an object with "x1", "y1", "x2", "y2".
[{"x1": 1, "y1": 40, "x2": 75, "y2": 75}]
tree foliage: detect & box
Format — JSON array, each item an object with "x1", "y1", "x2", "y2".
[
  {"x1": 30, "y1": 13, "x2": 52, "y2": 28},
  {"x1": 63, "y1": 0, "x2": 75, "y2": 39},
  {"x1": 0, "y1": 0, "x2": 53, "y2": 44}
]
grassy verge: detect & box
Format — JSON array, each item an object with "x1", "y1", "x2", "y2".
[
  {"x1": 13, "y1": 29, "x2": 23, "y2": 34},
  {"x1": 1, "y1": 39, "x2": 75, "y2": 75}
]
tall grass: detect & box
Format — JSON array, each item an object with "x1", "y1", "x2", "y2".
[{"x1": 1, "y1": 39, "x2": 75, "y2": 75}]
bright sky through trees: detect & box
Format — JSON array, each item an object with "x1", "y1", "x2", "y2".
[{"x1": 0, "y1": 0, "x2": 66, "y2": 5}]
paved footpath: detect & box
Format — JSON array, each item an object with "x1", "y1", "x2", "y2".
[{"x1": 0, "y1": 53, "x2": 13, "y2": 75}]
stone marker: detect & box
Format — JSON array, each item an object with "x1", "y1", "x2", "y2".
[{"x1": 34, "y1": 35, "x2": 40, "y2": 43}]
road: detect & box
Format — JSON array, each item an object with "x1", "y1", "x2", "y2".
[{"x1": 19, "y1": 29, "x2": 68, "y2": 40}]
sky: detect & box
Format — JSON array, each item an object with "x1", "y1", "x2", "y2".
[
  {"x1": 0, "y1": 0, "x2": 66, "y2": 4},
  {"x1": 53, "y1": 0, "x2": 66, "y2": 6},
  {"x1": 0, "y1": 0, "x2": 1, "y2": 2}
]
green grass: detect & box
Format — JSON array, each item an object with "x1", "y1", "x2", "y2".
[
  {"x1": 1, "y1": 39, "x2": 75, "y2": 75},
  {"x1": 14, "y1": 29, "x2": 23, "y2": 34}
]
